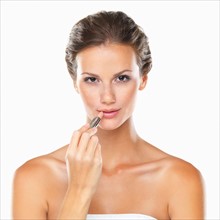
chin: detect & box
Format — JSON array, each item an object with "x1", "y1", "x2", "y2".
[
  {"x1": 98, "y1": 118, "x2": 127, "y2": 131},
  {"x1": 98, "y1": 124, "x2": 117, "y2": 131}
]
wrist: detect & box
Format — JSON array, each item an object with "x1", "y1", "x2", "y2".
[
  {"x1": 68, "y1": 183, "x2": 96, "y2": 196},
  {"x1": 67, "y1": 185, "x2": 94, "y2": 203},
  {"x1": 58, "y1": 187, "x2": 92, "y2": 219}
]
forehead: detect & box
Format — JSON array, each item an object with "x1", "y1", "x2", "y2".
[{"x1": 76, "y1": 43, "x2": 138, "y2": 74}]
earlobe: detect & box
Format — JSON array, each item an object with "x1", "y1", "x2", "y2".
[
  {"x1": 74, "y1": 82, "x2": 79, "y2": 93},
  {"x1": 139, "y1": 75, "x2": 148, "y2": 90}
]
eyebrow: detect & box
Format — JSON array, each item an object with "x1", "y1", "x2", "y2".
[{"x1": 81, "y1": 69, "x2": 132, "y2": 78}]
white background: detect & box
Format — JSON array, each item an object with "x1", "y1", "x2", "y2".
[{"x1": 1, "y1": 1, "x2": 219, "y2": 219}]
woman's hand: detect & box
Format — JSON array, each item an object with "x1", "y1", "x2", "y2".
[
  {"x1": 65, "y1": 123, "x2": 102, "y2": 196},
  {"x1": 57, "y1": 119, "x2": 103, "y2": 219}
]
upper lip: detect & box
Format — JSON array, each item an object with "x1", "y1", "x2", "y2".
[{"x1": 98, "y1": 109, "x2": 120, "y2": 113}]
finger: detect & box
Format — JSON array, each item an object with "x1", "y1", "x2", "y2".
[
  {"x1": 67, "y1": 130, "x2": 81, "y2": 155},
  {"x1": 77, "y1": 127, "x2": 97, "y2": 154},
  {"x1": 75, "y1": 122, "x2": 95, "y2": 143},
  {"x1": 94, "y1": 143, "x2": 102, "y2": 160},
  {"x1": 67, "y1": 124, "x2": 97, "y2": 155},
  {"x1": 77, "y1": 132, "x2": 90, "y2": 154},
  {"x1": 78, "y1": 126, "x2": 97, "y2": 147},
  {"x1": 78, "y1": 123, "x2": 90, "y2": 133},
  {"x1": 86, "y1": 135, "x2": 99, "y2": 156}
]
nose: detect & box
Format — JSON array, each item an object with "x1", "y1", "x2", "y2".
[{"x1": 100, "y1": 84, "x2": 116, "y2": 105}]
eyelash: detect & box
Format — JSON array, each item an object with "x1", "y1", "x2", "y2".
[
  {"x1": 84, "y1": 75, "x2": 131, "y2": 84},
  {"x1": 115, "y1": 75, "x2": 131, "y2": 82},
  {"x1": 84, "y1": 77, "x2": 98, "y2": 83}
]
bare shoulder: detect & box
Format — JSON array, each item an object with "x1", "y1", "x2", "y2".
[
  {"x1": 162, "y1": 155, "x2": 203, "y2": 185},
  {"x1": 15, "y1": 145, "x2": 66, "y2": 175},
  {"x1": 143, "y1": 141, "x2": 203, "y2": 182},
  {"x1": 12, "y1": 146, "x2": 68, "y2": 219},
  {"x1": 160, "y1": 155, "x2": 204, "y2": 218},
  {"x1": 142, "y1": 140, "x2": 204, "y2": 191},
  {"x1": 146, "y1": 144, "x2": 204, "y2": 218},
  {"x1": 13, "y1": 145, "x2": 68, "y2": 191}
]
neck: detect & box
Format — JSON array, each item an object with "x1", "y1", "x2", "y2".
[{"x1": 97, "y1": 117, "x2": 141, "y2": 171}]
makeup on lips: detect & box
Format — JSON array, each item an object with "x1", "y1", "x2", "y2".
[
  {"x1": 100, "y1": 109, "x2": 120, "y2": 119},
  {"x1": 89, "y1": 109, "x2": 119, "y2": 128}
]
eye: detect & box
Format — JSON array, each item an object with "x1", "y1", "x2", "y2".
[
  {"x1": 116, "y1": 75, "x2": 131, "y2": 82},
  {"x1": 84, "y1": 77, "x2": 98, "y2": 83}
]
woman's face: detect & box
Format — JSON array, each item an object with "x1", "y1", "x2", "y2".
[{"x1": 75, "y1": 43, "x2": 147, "y2": 130}]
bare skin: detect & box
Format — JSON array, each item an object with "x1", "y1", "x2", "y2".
[{"x1": 12, "y1": 44, "x2": 204, "y2": 219}]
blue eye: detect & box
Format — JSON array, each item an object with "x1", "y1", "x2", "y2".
[
  {"x1": 84, "y1": 77, "x2": 97, "y2": 83},
  {"x1": 116, "y1": 75, "x2": 131, "y2": 82}
]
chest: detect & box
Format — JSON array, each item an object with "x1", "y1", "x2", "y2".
[
  {"x1": 89, "y1": 171, "x2": 163, "y2": 214},
  {"x1": 47, "y1": 166, "x2": 169, "y2": 219}
]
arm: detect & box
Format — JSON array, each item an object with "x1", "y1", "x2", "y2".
[
  {"x1": 168, "y1": 162, "x2": 205, "y2": 219},
  {"x1": 12, "y1": 162, "x2": 48, "y2": 219},
  {"x1": 57, "y1": 124, "x2": 102, "y2": 219},
  {"x1": 13, "y1": 124, "x2": 102, "y2": 220}
]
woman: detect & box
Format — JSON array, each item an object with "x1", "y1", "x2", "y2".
[{"x1": 12, "y1": 11, "x2": 204, "y2": 220}]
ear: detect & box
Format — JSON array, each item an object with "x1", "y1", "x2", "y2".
[
  {"x1": 139, "y1": 74, "x2": 148, "y2": 90},
  {"x1": 74, "y1": 82, "x2": 79, "y2": 93}
]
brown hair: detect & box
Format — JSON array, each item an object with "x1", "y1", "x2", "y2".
[{"x1": 65, "y1": 11, "x2": 152, "y2": 82}]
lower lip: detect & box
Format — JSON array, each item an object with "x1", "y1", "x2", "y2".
[{"x1": 102, "y1": 110, "x2": 119, "y2": 119}]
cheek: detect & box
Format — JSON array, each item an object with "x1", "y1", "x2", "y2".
[
  {"x1": 117, "y1": 82, "x2": 138, "y2": 104},
  {"x1": 78, "y1": 84, "x2": 99, "y2": 107}
]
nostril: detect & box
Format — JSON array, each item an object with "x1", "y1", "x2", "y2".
[
  {"x1": 100, "y1": 90, "x2": 116, "y2": 104},
  {"x1": 100, "y1": 96, "x2": 116, "y2": 104}
]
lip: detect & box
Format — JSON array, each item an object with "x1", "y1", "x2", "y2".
[{"x1": 98, "y1": 109, "x2": 120, "y2": 119}]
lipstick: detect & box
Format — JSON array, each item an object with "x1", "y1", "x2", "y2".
[{"x1": 90, "y1": 112, "x2": 103, "y2": 128}]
